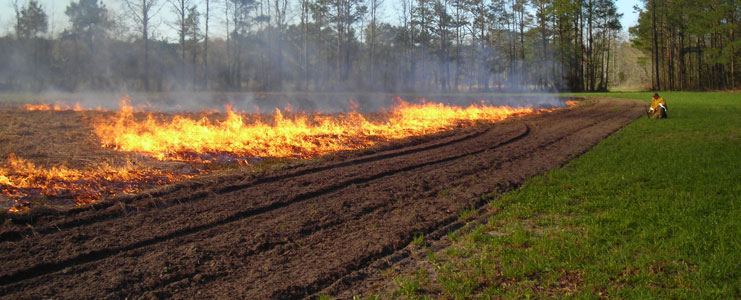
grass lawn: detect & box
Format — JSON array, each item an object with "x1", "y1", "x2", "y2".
[{"x1": 382, "y1": 92, "x2": 740, "y2": 299}]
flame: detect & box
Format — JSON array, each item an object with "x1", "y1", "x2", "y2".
[
  {"x1": 4, "y1": 95, "x2": 560, "y2": 212},
  {"x1": 24, "y1": 101, "x2": 104, "y2": 111},
  {"x1": 7, "y1": 206, "x2": 28, "y2": 213},
  {"x1": 92, "y1": 97, "x2": 542, "y2": 161},
  {"x1": 0, "y1": 154, "x2": 193, "y2": 207}
]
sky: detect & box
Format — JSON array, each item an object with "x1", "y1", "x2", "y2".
[
  {"x1": 616, "y1": 0, "x2": 641, "y2": 30},
  {"x1": 0, "y1": 0, "x2": 642, "y2": 39}
]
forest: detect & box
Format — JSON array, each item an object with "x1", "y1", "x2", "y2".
[
  {"x1": 631, "y1": 0, "x2": 739, "y2": 90},
  {"x1": 0, "y1": 0, "x2": 737, "y2": 93}
]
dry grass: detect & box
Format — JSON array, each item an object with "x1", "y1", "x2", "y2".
[{"x1": 0, "y1": 107, "x2": 207, "y2": 209}]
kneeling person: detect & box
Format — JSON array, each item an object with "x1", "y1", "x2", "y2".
[{"x1": 648, "y1": 93, "x2": 667, "y2": 119}]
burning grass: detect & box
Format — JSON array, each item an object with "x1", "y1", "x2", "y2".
[
  {"x1": 1, "y1": 154, "x2": 192, "y2": 206},
  {"x1": 1, "y1": 96, "x2": 565, "y2": 212},
  {"x1": 23, "y1": 102, "x2": 90, "y2": 111},
  {"x1": 92, "y1": 96, "x2": 542, "y2": 161}
]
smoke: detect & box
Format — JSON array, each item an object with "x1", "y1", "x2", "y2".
[{"x1": 0, "y1": 0, "x2": 572, "y2": 114}]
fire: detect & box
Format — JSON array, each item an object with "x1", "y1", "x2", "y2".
[
  {"x1": 92, "y1": 97, "x2": 542, "y2": 161},
  {"x1": 24, "y1": 101, "x2": 103, "y2": 111},
  {"x1": 0, "y1": 154, "x2": 193, "y2": 208},
  {"x1": 7, "y1": 206, "x2": 28, "y2": 213},
  {"x1": 3, "y1": 95, "x2": 558, "y2": 212},
  {"x1": 565, "y1": 100, "x2": 579, "y2": 107}
]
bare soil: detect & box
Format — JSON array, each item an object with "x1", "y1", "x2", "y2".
[{"x1": 0, "y1": 98, "x2": 644, "y2": 299}]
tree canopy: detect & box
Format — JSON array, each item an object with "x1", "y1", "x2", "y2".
[
  {"x1": 631, "y1": 0, "x2": 740, "y2": 90},
  {"x1": 6, "y1": 0, "x2": 729, "y2": 93}
]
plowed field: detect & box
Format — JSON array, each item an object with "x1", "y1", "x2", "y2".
[{"x1": 0, "y1": 98, "x2": 644, "y2": 299}]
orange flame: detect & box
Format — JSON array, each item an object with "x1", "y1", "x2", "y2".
[
  {"x1": 4, "y1": 95, "x2": 559, "y2": 212},
  {"x1": 24, "y1": 101, "x2": 104, "y2": 112},
  {"x1": 92, "y1": 97, "x2": 542, "y2": 161},
  {"x1": 7, "y1": 206, "x2": 28, "y2": 213},
  {"x1": 0, "y1": 154, "x2": 193, "y2": 207}
]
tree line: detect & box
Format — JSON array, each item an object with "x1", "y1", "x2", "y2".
[
  {"x1": 1, "y1": 0, "x2": 628, "y2": 93},
  {"x1": 632, "y1": 0, "x2": 739, "y2": 90}
]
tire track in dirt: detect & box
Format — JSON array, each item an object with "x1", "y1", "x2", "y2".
[
  {"x1": 0, "y1": 124, "x2": 511, "y2": 243},
  {"x1": 320, "y1": 98, "x2": 645, "y2": 298},
  {"x1": 256, "y1": 101, "x2": 638, "y2": 299},
  {"x1": 0, "y1": 103, "x2": 612, "y2": 292},
  {"x1": 158, "y1": 101, "x2": 634, "y2": 299},
  {"x1": 208, "y1": 99, "x2": 640, "y2": 298},
  {"x1": 0, "y1": 99, "x2": 645, "y2": 299},
  {"x1": 0, "y1": 123, "x2": 495, "y2": 242},
  {"x1": 0, "y1": 118, "x2": 530, "y2": 286}
]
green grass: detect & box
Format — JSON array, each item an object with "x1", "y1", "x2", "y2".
[
  {"x1": 381, "y1": 92, "x2": 740, "y2": 299},
  {"x1": 412, "y1": 234, "x2": 427, "y2": 247}
]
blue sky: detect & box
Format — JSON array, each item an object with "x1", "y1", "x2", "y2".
[
  {"x1": 616, "y1": 0, "x2": 641, "y2": 29},
  {"x1": 0, "y1": 0, "x2": 642, "y2": 39}
]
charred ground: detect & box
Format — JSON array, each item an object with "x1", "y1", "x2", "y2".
[{"x1": 0, "y1": 98, "x2": 644, "y2": 299}]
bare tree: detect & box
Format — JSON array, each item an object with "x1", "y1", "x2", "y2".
[
  {"x1": 13, "y1": 0, "x2": 22, "y2": 40},
  {"x1": 465, "y1": 0, "x2": 493, "y2": 91},
  {"x1": 318, "y1": 0, "x2": 367, "y2": 83},
  {"x1": 167, "y1": 0, "x2": 191, "y2": 87},
  {"x1": 514, "y1": 0, "x2": 529, "y2": 87},
  {"x1": 203, "y1": 0, "x2": 211, "y2": 89},
  {"x1": 298, "y1": 0, "x2": 311, "y2": 90},
  {"x1": 531, "y1": 0, "x2": 552, "y2": 89},
  {"x1": 224, "y1": 0, "x2": 230, "y2": 88},
  {"x1": 185, "y1": 5, "x2": 201, "y2": 89},
  {"x1": 0, "y1": 0, "x2": 648, "y2": 93},
  {"x1": 271, "y1": 0, "x2": 288, "y2": 89},
  {"x1": 122, "y1": 0, "x2": 162, "y2": 91},
  {"x1": 398, "y1": 0, "x2": 415, "y2": 90},
  {"x1": 368, "y1": 0, "x2": 383, "y2": 89},
  {"x1": 227, "y1": 0, "x2": 260, "y2": 90}
]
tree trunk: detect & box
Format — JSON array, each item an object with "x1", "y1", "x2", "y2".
[
  {"x1": 539, "y1": 2, "x2": 548, "y2": 90},
  {"x1": 454, "y1": 0, "x2": 461, "y2": 92},
  {"x1": 179, "y1": 0, "x2": 185, "y2": 88},
  {"x1": 678, "y1": 31, "x2": 685, "y2": 89},
  {"x1": 651, "y1": 0, "x2": 660, "y2": 90},
  {"x1": 301, "y1": 6, "x2": 306, "y2": 91},
  {"x1": 225, "y1": 1, "x2": 231, "y2": 90},
  {"x1": 336, "y1": 1, "x2": 342, "y2": 84},
  {"x1": 369, "y1": 0, "x2": 376, "y2": 90},
  {"x1": 668, "y1": 28, "x2": 675, "y2": 90},
  {"x1": 730, "y1": 6, "x2": 736, "y2": 89},
  {"x1": 518, "y1": 2, "x2": 526, "y2": 88},
  {"x1": 144, "y1": 17, "x2": 150, "y2": 91},
  {"x1": 604, "y1": 30, "x2": 612, "y2": 91},
  {"x1": 587, "y1": 0, "x2": 594, "y2": 91},
  {"x1": 697, "y1": 37, "x2": 703, "y2": 90},
  {"x1": 204, "y1": 0, "x2": 209, "y2": 90}
]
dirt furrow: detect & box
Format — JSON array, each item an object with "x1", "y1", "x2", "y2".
[
  {"x1": 0, "y1": 123, "x2": 493, "y2": 241},
  {"x1": 151, "y1": 100, "x2": 640, "y2": 299},
  {"x1": 319, "y1": 98, "x2": 644, "y2": 299},
  {"x1": 0, "y1": 118, "x2": 529, "y2": 284},
  {"x1": 0, "y1": 98, "x2": 644, "y2": 299}
]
